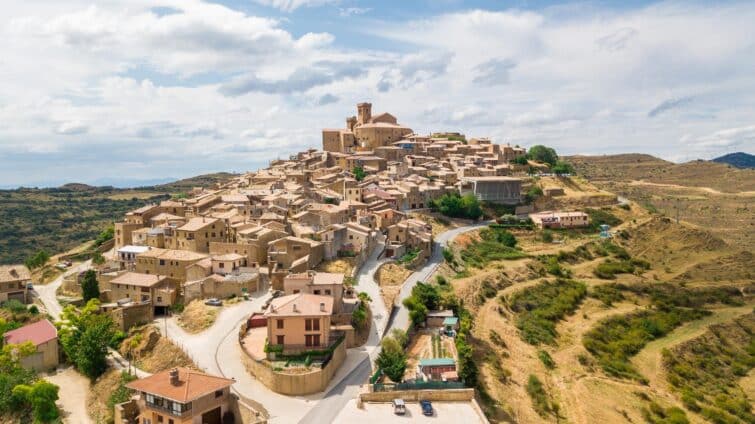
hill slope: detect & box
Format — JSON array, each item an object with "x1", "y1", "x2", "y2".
[
  {"x1": 712, "y1": 151, "x2": 755, "y2": 169},
  {"x1": 0, "y1": 172, "x2": 236, "y2": 265}
]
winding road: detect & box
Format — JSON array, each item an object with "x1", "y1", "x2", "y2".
[{"x1": 298, "y1": 221, "x2": 487, "y2": 424}]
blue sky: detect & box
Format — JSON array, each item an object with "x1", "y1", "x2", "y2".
[{"x1": 0, "y1": 0, "x2": 753, "y2": 188}]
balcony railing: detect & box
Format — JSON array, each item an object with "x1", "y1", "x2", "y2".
[{"x1": 145, "y1": 400, "x2": 192, "y2": 418}]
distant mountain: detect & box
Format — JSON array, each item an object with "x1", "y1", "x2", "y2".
[{"x1": 712, "y1": 152, "x2": 755, "y2": 169}]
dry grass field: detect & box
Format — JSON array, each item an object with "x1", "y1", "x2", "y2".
[{"x1": 440, "y1": 161, "x2": 755, "y2": 423}]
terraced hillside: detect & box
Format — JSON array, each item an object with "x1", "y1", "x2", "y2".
[{"x1": 437, "y1": 186, "x2": 754, "y2": 423}]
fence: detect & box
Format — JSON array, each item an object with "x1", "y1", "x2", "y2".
[{"x1": 373, "y1": 380, "x2": 467, "y2": 392}]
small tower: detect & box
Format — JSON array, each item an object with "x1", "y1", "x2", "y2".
[
  {"x1": 357, "y1": 102, "x2": 372, "y2": 125},
  {"x1": 346, "y1": 116, "x2": 357, "y2": 131}
]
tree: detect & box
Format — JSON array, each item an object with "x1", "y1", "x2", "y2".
[
  {"x1": 81, "y1": 270, "x2": 100, "y2": 302},
  {"x1": 376, "y1": 336, "x2": 407, "y2": 382},
  {"x1": 58, "y1": 300, "x2": 115, "y2": 381},
  {"x1": 94, "y1": 226, "x2": 114, "y2": 247},
  {"x1": 512, "y1": 155, "x2": 529, "y2": 165},
  {"x1": 429, "y1": 193, "x2": 483, "y2": 220},
  {"x1": 12, "y1": 381, "x2": 59, "y2": 423},
  {"x1": 551, "y1": 161, "x2": 574, "y2": 175},
  {"x1": 352, "y1": 166, "x2": 366, "y2": 181},
  {"x1": 74, "y1": 314, "x2": 115, "y2": 379},
  {"x1": 92, "y1": 251, "x2": 105, "y2": 265},
  {"x1": 411, "y1": 282, "x2": 440, "y2": 310},
  {"x1": 24, "y1": 250, "x2": 50, "y2": 270},
  {"x1": 0, "y1": 342, "x2": 37, "y2": 414},
  {"x1": 527, "y1": 145, "x2": 558, "y2": 166}
]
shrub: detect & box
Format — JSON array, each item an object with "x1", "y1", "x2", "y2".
[
  {"x1": 508, "y1": 279, "x2": 587, "y2": 345},
  {"x1": 376, "y1": 336, "x2": 407, "y2": 382},
  {"x1": 352, "y1": 166, "x2": 366, "y2": 181},
  {"x1": 527, "y1": 145, "x2": 558, "y2": 166},
  {"x1": 24, "y1": 250, "x2": 50, "y2": 270},
  {"x1": 538, "y1": 350, "x2": 555, "y2": 369},
  {"x1": 541, "y1": 230, "x2": 553, "y2": 243},
  {"x1": 526, "y1": 374, "x2": 551, "y2": 416},
  {"x1": 583, "y1": 308, "x2": 709, "y2": 381},
  {"x1": 589, "y1": 284, "x2": 625, "y2": 306},
  {"x1": 460, "y1": 227, "x2": 526, "y2": 268},
  {"x1": 429, "y1": 192, "x2": 483, "y2": 220},
  {"x1": 12, "y1": 380, "x2": 59, "y2": 423},
  {"x1": 585, "y1": 208, "x2": 622, "y2": 230}
]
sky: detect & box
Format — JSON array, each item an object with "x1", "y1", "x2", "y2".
[{"x1": 1, "y1": 0, "x2": 754, "y2": 188}]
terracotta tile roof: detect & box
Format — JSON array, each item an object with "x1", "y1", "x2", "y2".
[
  {"x1": 265, "y1": 293, "x2": 333, "y2": 317},
  {"x1": 3, "y1": 319, "x2": 57, "y2": 346},
  {"x1": 126, "y1": 367, "x2": 234, "y2": 403},
  {"x1": 178, "y1": 217, "x2": 218, "y2": 232},
  {"x1": 110, "y1": 272, "x2": 168, "y2": 288},
  {"x1": 0, "y1": 265, "x2": 31, "y2": 282}
]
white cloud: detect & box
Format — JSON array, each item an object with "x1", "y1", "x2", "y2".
[
  {"x1": 339, "y1": 7, "x2": 371, "y2": 17},
  {"x1": 1, "y1": 1, "x2": 755, "y2": 186},
  {"x1": 254, "y1": 0, "x2": 338, "y2": 13},
  {"x1": 55, "y1": 120, "x2": 88, "y2": 135}
]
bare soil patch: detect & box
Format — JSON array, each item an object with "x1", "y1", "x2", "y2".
[
  {"x1": 177, "y1": 299, "x2": 219, "y2": 334},
  {"x1": 375, "y1": 262, "x2": 411, "y2": 307},
  {"x1": 316, "y1": 257, "x2": 357, "y2": 276},
  {"x1": 119, "y1": 325, "x2": 197, "y2": 373}
]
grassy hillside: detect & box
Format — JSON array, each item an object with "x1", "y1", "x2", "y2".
[
  {"x1": 438, "y1": 191, "x2": 755, "y2": 423},
  {"x1": 0, "y1": 173, "x2": 236, "y2": 265},
  {"x1": 565, "y1": 154, "x2": 755, "y2": 193}
]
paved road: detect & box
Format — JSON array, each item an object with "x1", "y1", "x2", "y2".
[
  {"x1": 298, "y1": 221, "x2": 487, "y2": 424},
  {"x1": 34, "y1": 261, "x2": 91, "y2": 320}
]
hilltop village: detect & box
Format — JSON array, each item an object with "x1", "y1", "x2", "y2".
[{"x1": 1, "y1": 103, "x2": 643, "y2": 424}]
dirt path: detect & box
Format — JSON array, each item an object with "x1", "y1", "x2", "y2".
[
  {"x1": 45, "y1": 367, "x2": 92, "y2": 424},
  {"x1": 629, "y1": 180, "x2": 755, "y2": 196},
  {"x1": 632, "y1": 304, "x2": 755, "y2": 390}
]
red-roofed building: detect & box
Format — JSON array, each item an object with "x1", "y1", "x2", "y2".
[
  {"x1": 2, "y1": 319, "x2": 59, "y2": 371},
  {"x1": 121, "y1": 367, "x2": 235, "y2": 424}
]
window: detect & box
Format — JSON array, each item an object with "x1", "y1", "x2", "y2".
[
  {"x1": 325, "y1": 289, "x2": 331, "y2": 295},
  {"x1": 219, "y1": 263, "x2": 224, "y2": 268},
  {"x1": 215, "y1": 390, "x2": 223, "y2": 398},
  {"x1": 313, "y1": 319, "x2": 320, "y2": 331},
  {"x1": 158, "y1": 416, "x2": 163, "y2": 423},
  {"x1": 305, "y1": 334, "x2": 313, "y2": 347},
  {"x1": 169, "y1": 420, "x2": 174, "y2": 424},
  {"x1": 314, "y1": 290, "x2": 321, "y2": 295},
  {"x1": 276, "y1": 319, "x2": 284, "y2": 329},
  {"x1": 159, "y1": 259, "x2": 165, "y2": 266},
  {"x1": 313, "y1": 334, "x2": 321, "y2": 346},
  {"x1": 276, "y1": 335, "x2": 284, "y2": 345},
  {"x1": 293, "y1": 289, "x2": 300, "y2": 294},
  {"x1": 305, "y1": 319, "x2": 312, "y2": 331}
]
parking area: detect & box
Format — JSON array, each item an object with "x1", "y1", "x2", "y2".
[{"x1": 333, "y1": 399, "x2": 487, "y2": 423}]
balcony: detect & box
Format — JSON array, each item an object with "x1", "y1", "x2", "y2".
[{"x1": 145, "y1": 400, "x2": 192, "y2": 418}]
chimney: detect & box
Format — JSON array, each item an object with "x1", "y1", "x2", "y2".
[
  {"x1": 169, "y1": 368, "x2": 180, "y2": 386},
  {"x1": 320, "y1": 302, "x2": 325, "y2": 312},
  {"x1": 292, "y1": 303, "x2": 298, "y2": 313}
]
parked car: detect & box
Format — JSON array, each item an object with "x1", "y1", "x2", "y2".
[
  {"x1": 420, "y1": 400, "x2": 434, "y2": 416},
  {"x1": 204, "y1": 298, "x2": 222, "y2": 306},
  {"x1": 392, "y1": 399, "x2": 406, "y2": 415},
  {"x1": 25, "y1": 283, "x2": 34, "y2": 290}
]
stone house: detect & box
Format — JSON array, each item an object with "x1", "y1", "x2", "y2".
[{"x1": 0, "y1": 265, "x2": 30, "y2": 303}]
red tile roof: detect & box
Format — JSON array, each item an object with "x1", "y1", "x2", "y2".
[
  {"x1": 126, "y1": 367, "x2": 234, "y2": 403},
  {"x1": 3, "y1": 319, "x2": 57, "y2": 346}
]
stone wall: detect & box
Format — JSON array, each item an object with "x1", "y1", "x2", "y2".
[
  {"x1": 359, "y1": 387, "x2": 475, "y2": 403},
  {"x1": 240, "y1": 335, "x2": 347, "y2": 396}
]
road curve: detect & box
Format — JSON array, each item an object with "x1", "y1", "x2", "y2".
[{"x1": 298, "y1": 221, "x2": 488, "y2": 424}]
